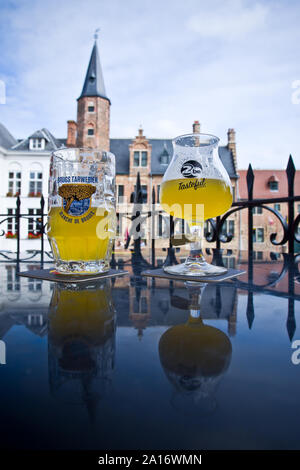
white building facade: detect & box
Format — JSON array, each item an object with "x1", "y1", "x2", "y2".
[{"x1": 0, "y1": 125, "x2": 65, "y2": 254}]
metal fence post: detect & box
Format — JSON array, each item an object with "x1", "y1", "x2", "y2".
[
  {"x1": 16, "y1": 195, "x2": 21, "y2": 270},
  {"x1": 246, "y1": 164, "x2": 254, "y2": 254},
  {"x1": 40, "y1": 195, "x2": 45, "y2": 266},
  {"x1": 286, "y1": 155, "x2": 295, "y2": 255}
]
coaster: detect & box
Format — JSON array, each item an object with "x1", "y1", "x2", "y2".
[
  {"x1": 18, "y1": 268, "x2": 128, "y2": 283},
  {"x1": 141, "y1": 267, "x2": 245, "y2": 283}
]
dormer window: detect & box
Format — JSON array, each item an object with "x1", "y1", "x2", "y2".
[
  {"x1": 160, "y1": 143, "x2": 170, "y2": 165},
  {"x1": 133, "y1": 151, "x2": 147, "y2": 167},
  {"x1": 268, "y1": 175, "x2": 279, "y2": 192},
  {"x1": 29, "y1": 138, "x2": 45, "y2": 150}
]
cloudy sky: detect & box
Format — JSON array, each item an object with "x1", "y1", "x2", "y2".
[{"x1": 0, "y1": 0, "x2": 299, "y2": 168}]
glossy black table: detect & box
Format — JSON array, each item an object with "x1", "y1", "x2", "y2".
[{"x1": 0, "y1": 251, "x2": 299, "y2": 450}]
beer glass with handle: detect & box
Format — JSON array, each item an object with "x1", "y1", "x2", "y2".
[
  {"x1": 160, "y1": 133, "x2": 232, "y2": 276},
  {"x1": 47, "y1": 147, "x2": 116, "y2": 274}
]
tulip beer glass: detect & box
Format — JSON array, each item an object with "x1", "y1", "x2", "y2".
[
  {"x1": 160, "y1": 133, "x2": 233, "y2": 276},
  {"x1": 47, "y1": 148, "x2": 116, "y2": 274}
]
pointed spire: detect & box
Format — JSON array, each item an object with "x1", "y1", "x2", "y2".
[{"x1": 78, "y1": 35, "x2": 110, "y2": 102}]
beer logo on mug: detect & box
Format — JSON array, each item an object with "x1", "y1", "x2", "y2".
[
  {"x1": 58, "y1": 184, "x2": 96, "y2": 216},
  {"x1": 181, "y1": 160, "x2": 202, "y2": 178}
]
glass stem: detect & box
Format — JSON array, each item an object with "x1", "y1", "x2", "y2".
[{"x1": 186, "y1": 222, "x2": 205, "y2": 264}]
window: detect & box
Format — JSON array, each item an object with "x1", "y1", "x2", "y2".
[
  {"x1": 253, "y1": 227, "x2": 264, "y2": 243},
  {"x1": 253, "y1": 251, "x2": 262, "y2": 260},
  {"x1": 117, "y1": 185, "x2": 124, "y2": 203},
  {"x1": 223, "y1": 257, "x2": 236, "y2": 269},
  {"x1": 269, "y1": 181, "x2": 278, "y2": 191},
  {"x1": 160, "y1": 154, "x2": 169, "y2": 165},
  {"x1": 28, "y1": 209, "x2": 42, "y2": 236},
  {"x1": 133, "y1": 151, "x2": 147, "y2": 167},
  {"x1": 253, "y1": 206, "x2": 262, "y2": 214},
  {"x1": 29, "y1": 171, "x2": 42, "y2": 196},
  {"x1": 221, "y1": 220, "x2": 235, "y2": 237},
  {"x1": 87, "y1": 128, "x2": 94, "y2": 136},
  {"x1": 29, "y1": 138, "x2": 45, "y2": 150},
  {"x1": 8, "y1": 171, "x2": 21, "y2": 196},
  {"x1": 274, "y1": 203, "x2": 281, "y2": 211},
  {"x1": 6, "y1": 266, "x2": 20, "y2": 292},
  {"x1": 28, "y1": 278, "x2": 42, "y2": 292},
  {"x1": 157, "y1": 185, "x2": 160, "y2": 203},
  {"x1": 88, "y1": 102, "x2": 95, "y2": 112},
  {"x1": 297, "y1": 204, "x2": 300, "y2": 214},
  {"x1": 7, "y1": 208, "x2": 17, "y2": 234}
]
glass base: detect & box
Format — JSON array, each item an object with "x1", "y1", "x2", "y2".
[
  {"x1": 55, "y1": 260, "x2": 110, "y2": 275},
  {"x1": 163, "y1": 260, "x2": 228, "y2": 277}
]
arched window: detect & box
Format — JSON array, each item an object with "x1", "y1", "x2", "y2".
[
  {"x1": 268, "y1": 175, "x2": 279, "y2": 191},
  {"x1": 7, "y1": 163, "x2": 21, "y2": 196},
  {"x1": 87, "y1": 101, "x2": 95, "y2": 113},
  {"x1": 29, "y1": 163, "x2": 43, "y2": 196},
  {"x1": 87, "y1": 123, "x2": 95, "y2": 136}
]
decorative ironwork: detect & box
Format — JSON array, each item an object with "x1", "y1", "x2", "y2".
[{"x1": 0, "y1": 156, "x2": 298, "y2": 268}]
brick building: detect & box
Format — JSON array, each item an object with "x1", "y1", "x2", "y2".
[
  {"x1": 66, "y1": 38, "x2": 240, "y2": 254},
  {"x1": 239, "y1": 169, "x2": 300, "y2": 256}
]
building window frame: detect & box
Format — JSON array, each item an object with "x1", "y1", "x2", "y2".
[
  {"x1": 269, "y1": 181, "x2": 279, "y2": 192},
  {"x1": 117, "y1": 184, "x2": 124, "y2": 203},
  {"x1": 133, "y1": 150, "x2": 148, "y2": 168},
  {"x1": 253, "y1": 206, "x2": 263, "y2": 214},
  {"x1": 7, "y1": 171, "x2": 21, "y2": 196},
  {"x1": 7, "y1": 208, "x2": 17, "y2": 235},
  {"x1": 87, "y1": 101, "x2": 95, "y2": 113},
  {"x1": 253, "y1": 227, "x2": 264, "y2": 243},
  {"x1": 29, "y1": 171, "x2": 43, "y2": 197},
  {"x1": 28, "y1": 208, "x2": 42, "y2": 238},
  {"x1": 29, "y1": 138, "x2": 45, "y2": 150}
]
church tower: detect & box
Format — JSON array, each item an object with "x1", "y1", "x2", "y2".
[{"x1": 67, "y1": 35, "x2": 111, "y2": 151}]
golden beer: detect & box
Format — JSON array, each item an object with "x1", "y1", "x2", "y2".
[
  {"x1": 160, "y1": 177, "x2": 232, "y2": 222},
  {"x1": 48, "y1": 282, "x2": 115, "y2": 345},
  {"x1": 160, "y1": 133, "x2": 233, "y2": 276},
  {"x1": 48, "y1": 206, "x2": 115, "y2": 262},
  {"x1": 47, "y1": 148, "x2": 116, "y2": 274}
]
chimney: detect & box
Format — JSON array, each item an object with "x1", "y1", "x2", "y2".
[
  {"x1": 67, "y1": 120, "x2": 77, "y2": 147},
  {"x1": 192, "y1": 120, "x2": 201, "y2": 134},
  {"x1": 227, "y1": 128, "x2": 237, "y2": 171}
]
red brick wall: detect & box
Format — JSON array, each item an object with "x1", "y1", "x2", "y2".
[{"x1": 76, "y1": 96, "x2": 110, "y2": 150}]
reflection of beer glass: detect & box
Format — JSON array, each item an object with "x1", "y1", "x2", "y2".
[
  {"x1": 160, "y1": 134, "x2": 232, "y2": 276},
  {"x1": 159, "y1": 283, "x2": 232, "y2": 413},
  {"x1": 47, "y1": 148, "x2": 116, "y2": 274},
  {"x1": 48, "y1": 280, "x2": 116, "y2": 410}
]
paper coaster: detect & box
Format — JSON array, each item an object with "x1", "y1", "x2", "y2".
[
  {"x1": 18, "y1": 268, "x2": 128, "y2": 283},
  {"x1": 141, "y1": 267, "x2": 245, "y2": 283}
]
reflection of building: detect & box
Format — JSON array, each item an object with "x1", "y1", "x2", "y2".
[{"x1": 239, "y1": 169, "x2": 300, "y2": 253}]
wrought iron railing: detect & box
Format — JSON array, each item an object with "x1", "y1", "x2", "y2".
[{"x1": 0, "y1": 156, "x2": 299, "y2": 267}]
